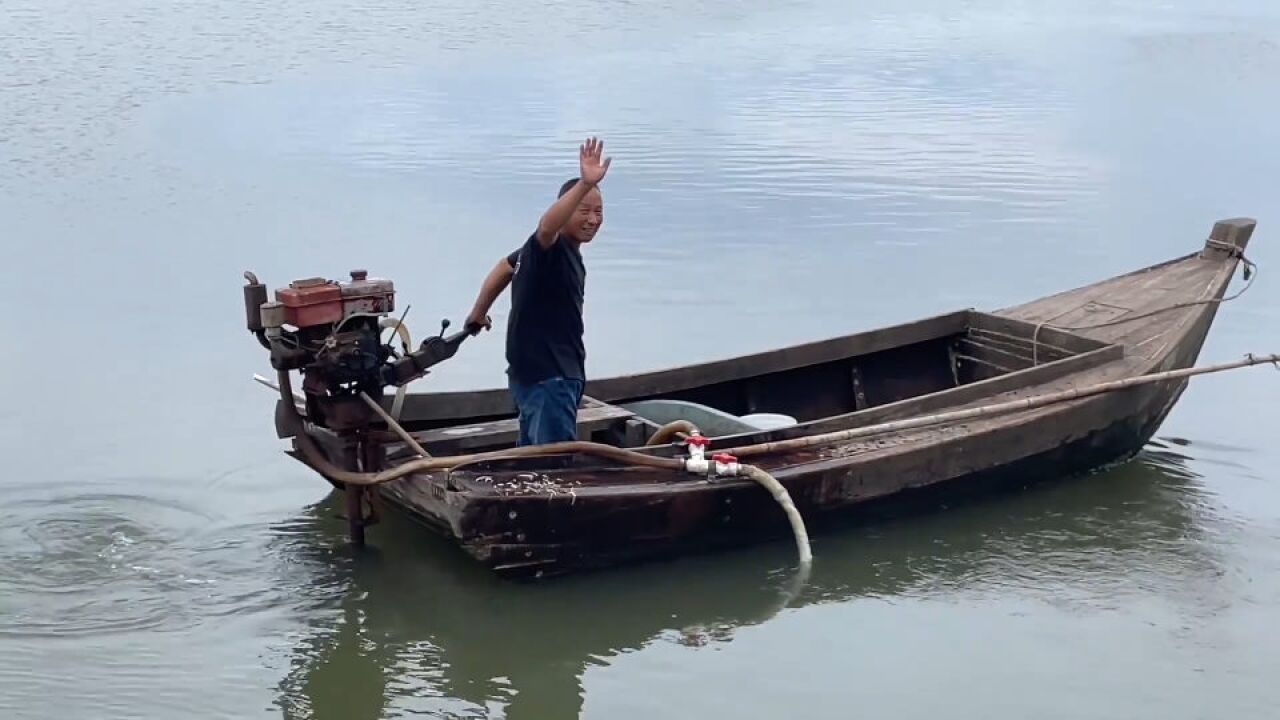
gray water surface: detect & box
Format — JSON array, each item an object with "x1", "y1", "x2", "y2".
[{"x1": 3, "y1": 1, "x2": 1280, "y2": 718}]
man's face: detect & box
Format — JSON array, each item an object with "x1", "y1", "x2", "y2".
[{"x1": 565, "y1": 187, "x2": 604, "y2": 243}]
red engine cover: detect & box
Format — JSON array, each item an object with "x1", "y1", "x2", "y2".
[{"x1": 275, "y1": 278, "x2": 343, "y2": 328}]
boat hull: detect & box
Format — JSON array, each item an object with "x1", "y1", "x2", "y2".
[
  {"x1": 467, "y1": 402, "x2": 1167, "y2": 579},
  {"x1": 385, "y1": 283, "x2": 1217, "y2": 579},
  {"x1": 456, "y1": 370, "x2": 1191, "y2": 579}
]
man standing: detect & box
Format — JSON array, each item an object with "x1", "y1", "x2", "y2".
[{"x1": 465, "y1": 137, "x2": 611, "y2": 446}]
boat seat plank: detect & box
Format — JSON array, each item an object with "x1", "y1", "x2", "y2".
[{"x1": 411, "y1": 400, "x2": 635, "y2": 453}]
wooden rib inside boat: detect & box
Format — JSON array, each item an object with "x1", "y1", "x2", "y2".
[{"x1": 255, "y1": 217, "x2": 1260, "y2": 579}]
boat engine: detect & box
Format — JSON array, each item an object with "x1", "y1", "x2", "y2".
[{"x1": 242, "y1": 269, "x2": 477, "y2": 432}]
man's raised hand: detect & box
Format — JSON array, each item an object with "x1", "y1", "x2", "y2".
[{"x1": 579, "y1": 137, "x2": 611, "y2": 186}]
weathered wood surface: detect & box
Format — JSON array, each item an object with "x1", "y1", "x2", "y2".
[
  {"x1": 1002, "y1": 218, "x2": 1254, "y2": 353},
  {"x1": 586, "y1": 310, "x2": 971, "y2": 401},
  {"x1": 345, "y1": 218, "x2": 1256, "y2": 578},
  {"x1": 413, "y1": 402, "x2": 633, "y2": 453},
  {"x1": 377, "y1": 311, "x2": 1119, "y2": 458},
  {"x1": 389, "y1": 310, "x2": 971, "y2": 424}
]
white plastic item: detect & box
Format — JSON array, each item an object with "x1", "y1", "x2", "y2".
[
  {"x1": 740, "y1": 413, "x2": 797, "y2": 430},
  {"x1": 620, "y1": 399, "x2": 760, "y2": 436}
]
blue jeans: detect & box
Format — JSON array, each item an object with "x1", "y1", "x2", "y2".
[{"x1": 509, "y1": 376, "x2": 584, "y2": 446}]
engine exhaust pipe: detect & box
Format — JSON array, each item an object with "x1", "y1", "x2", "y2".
[{"x1": 243, "y1": 271, "x2": 270, "y2": 349}]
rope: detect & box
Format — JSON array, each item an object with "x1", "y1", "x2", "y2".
[{"x1": 1030, "y1": 246, "x2": 1257, "y2": 365}]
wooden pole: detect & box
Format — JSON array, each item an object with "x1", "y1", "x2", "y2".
[
  {"x1": 728, "y1": 353, "x2": 1280, "y2": 458},
  {"x1": 342, "y1": 441, "x2": 366, "y2": 547},
  {"x1": 360, "y1": 436, "x2": 384, "y2": 527},
  {"x1": 253, "y1": 373, "x2": 305, "y2": 408},
  {"x1": 360, "y1": 391, "x2": 430, "y2": 459}
]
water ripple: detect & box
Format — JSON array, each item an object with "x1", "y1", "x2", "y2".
[{"x1": 0, "y1": 486, "x2": 339, "y2": 639}]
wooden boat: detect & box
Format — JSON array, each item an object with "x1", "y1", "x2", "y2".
[{"x1": 281, "y1": 217, "x2": 1258, "y2": 579}]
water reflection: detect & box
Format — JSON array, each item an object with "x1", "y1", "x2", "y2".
[{"x1": 273, "y1": 445, "x2": 1223, "y2": 718}]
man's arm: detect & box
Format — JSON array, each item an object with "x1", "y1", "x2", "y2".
[
  {"x1": 534, "y1": 137, "x2": 611, "y2": 248},
  {"x1": 464, "y1": 254, "x2": 516, "y2": 332}
]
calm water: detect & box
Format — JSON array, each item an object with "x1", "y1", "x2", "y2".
[{"x1": 3, "y1": 1, "x2": 1280, "y2": 717}]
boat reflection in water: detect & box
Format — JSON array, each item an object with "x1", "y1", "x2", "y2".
[{"x1": 272, "y1": 440, "x2": 1223, "y2": 719}]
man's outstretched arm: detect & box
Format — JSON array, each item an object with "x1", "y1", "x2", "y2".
[
  {"x1": 465, "y1": 255, "x2": 515, "y2": 331},
  {"x1": 534, "y1": 137, "x2": 611, "y2": 248}
]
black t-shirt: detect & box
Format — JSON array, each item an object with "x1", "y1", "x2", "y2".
[{"x1": 505, "y1": 231, "x2": 586, "y2": 384}]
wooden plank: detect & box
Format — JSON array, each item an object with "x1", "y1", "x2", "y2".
[
  {"x1": 391, "y1": 311, "x2": 969, "y2": 424},
  {"x1": 584, "y1": 310, "x2": 971, "y2": 401},
  {"x1": 997, "y1": 250, "x2": 1202, "y2": 323},
  {"x1": 954, "y1": 338, "x2": 1036, "y2": 373},
  {"x1": 954, "y1": 353, "x2": 1014, "y2": 382},
  {"x1": 1062, "y1": 259, "x2": 1221, "y2": 350},
  {"x1": 850, "y1": 365, "x2": 868, "y2": 411},
  {"x1": 852, "y1": 336, "x2": 955, "y2": 409},
  {"x1": 727, "y1": 341, "x2": 1125, "y2": 438},
  {"x1": 997, "y1": 246, "x2": 1229, "y2": 352},
  {"x1": 1039, "y1": 301, "x2": 1133, "y2": 329},
  {"x1": 393, "y1": 387, "x2": 515, "y2": 426},
  {"x1": 852, "y1": 341, "x2": 1124, "y2": 424},
  {"x1": 414, "y1": 402, "x2": 636, "y2": 453},
  {"x1": 967, "y1": 311, "x2": 1110, "y2": 355},
  {"x1": 623, "y1": 418, "x2": 658, "y2": 447},
  {"x1": 392, "y1": 308, "x2": 1014, "y2": 425},
  {"x1": 964, "y1": 329, "x2": 1072, "y2": 360}
]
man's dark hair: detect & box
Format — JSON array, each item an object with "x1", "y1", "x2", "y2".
[{"x1": 558, "y1": 177, "x2": 580, "y2": 197}]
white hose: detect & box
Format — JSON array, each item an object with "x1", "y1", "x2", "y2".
[
  {"x1": 379, "y1": 316, "x2": 412, "y2": 351},
  {"x1": 739, "y1": 464, "x2": 812, "y2": 566},
  {"x1": 379, "y1": 317, "x2": 412, "y2": 420}
]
